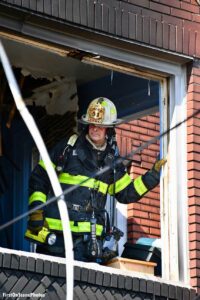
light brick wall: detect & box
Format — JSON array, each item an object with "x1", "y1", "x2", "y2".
[{"x1": 116, "y1": 113, "x2": 160, "y2": 244}]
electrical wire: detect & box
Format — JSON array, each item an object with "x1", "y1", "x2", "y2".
[
  {"x1": 0, "y1": 104, "x2": 200, "y2": 232},
  {"x1": 0, "y1": 41, "x2": 74, "y2": 300},
  {"x1": 0, "y1": 39, "x2": 200, "y2": 298}
]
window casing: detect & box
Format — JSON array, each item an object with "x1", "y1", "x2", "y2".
[{"x1": 1, "y1": 30, "x2": 190, "y2": 283}]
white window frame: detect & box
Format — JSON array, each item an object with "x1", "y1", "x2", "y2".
[
  {"x1": 81, "y1": 47, "x2": 189, "y2": 283},
  {"x1": 1, "y1": 30, "x2": 190, "y2": 283},
  {"x1": 80, "y1": 44, "x2": 189, "y2": 283}
]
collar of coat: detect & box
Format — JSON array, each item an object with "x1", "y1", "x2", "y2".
[{"x1": 85, "y1": 134, "x2": 107, "y2": 151}]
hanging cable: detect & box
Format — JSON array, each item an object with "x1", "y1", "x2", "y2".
[
  {"x1": 0, "y1": 41, "x2": 74, "y2": 300},
  {"x1": 0, "y1": 104, "x2": 200, "y2": 232}
]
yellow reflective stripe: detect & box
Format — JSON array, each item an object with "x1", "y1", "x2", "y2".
[
  {"x1": 108, "y1": 173, "x2": 132, "y2": 195},
  {"x1": 45, "y1": 218, "x2": 103, "y2": 236},
  {"x1": 59, "y1": 173, "x2": 108, "y2": 194},
  {"x1": 133, "y1": 175, "x2": 148, "y2": 196},
  {"x1": 29, "y1": 192, "x2": 47, "y2": 205},
  {"x1": 39, "y1": 160, "x2": 56, "y2": 170},
  {"x1": 70, "y1": 222, "x2": 103, "y2": 236},
  {"x1": 46, "y1": 218, "x2": 63, "y2": 230}
]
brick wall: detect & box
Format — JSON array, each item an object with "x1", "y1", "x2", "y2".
[
  {"x1": 187, "y1": 59, "x2": 200, "y2": 292},
  {"x1": 116, "y1": 113, "x2": 160, "y2": 243},
  {"x1": 2, "y1": 0, "x2": 200, "y2": 57}
]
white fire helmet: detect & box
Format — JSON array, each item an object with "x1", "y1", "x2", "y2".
[{"x1": 80, "y1": 97, "x2": 122, "y2": 127}]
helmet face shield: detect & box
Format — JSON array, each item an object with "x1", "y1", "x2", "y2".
[{"x1": 80, "y1": 97, "x2": 122, "y2": 127}]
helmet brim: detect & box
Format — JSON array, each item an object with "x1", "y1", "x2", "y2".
[{"x1": 78, "y1": 116, "x2": 123, "y2": 127}]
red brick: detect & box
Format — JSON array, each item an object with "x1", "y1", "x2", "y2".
[
  {"x1": 148, "y1": 144, "x2": 160, "y2": 151},
  {"x1": 188, "y1": 83, "x2": 200, "y2": 93},
  {"x1": 140, "y1": 204, "x2": 160, "y2": 214},
  {"x1": 141, "y1": 161, "x2": 153, "y2": 169},
  {"x1": 150, "y1": 227, "x2": 160, "y2": 236},
  {"x1": 143, "y1": 192, "x2": 160, "y2": 202},
  {"x1": 129, "y1": 224, "x2": 150, "y2": 233},
  {"x1": 189, "y1": 240, "x2": 200, "y2": 251},
  {"x1": 190, "y1": 259, "x2": 200, "y2": 269},
  {"x1": 127, "y1": 208, "x2": 149, "y2": 219},
  {"x1": 149, "y1": 213, "x2": 160, "y2": 221},
  {"x1": 188, "y1": 178, "x2": 200, "y2": 188},
  {"x1": 187, "y1": 152, "x2": 200, "y2": 161},
  {"x1": 118, "y1": 123, "x2": 131, "y2": 131},
  {"x1": 121, "y1": 130, "x2": 140, "y2": 139},
  {"x1": 190, "y1": 250, "x2": 200, "y2": 260},
  {"x1": 132, "y1": 139, "x2": 141, "y2": 147},
  {"x1": 189, "y1": 232, "x2": 200, "y2": 241},
  {"x1": 149, "y1": 1, "x2": 170, "y2": 14},
  {"x1": 130, "y1": 202, "x2": 141, "y2": 210},
  {"x1": 190, "y1": 268, "x2": 200, "y2": 278},
  {"x1": 137, "y1": 198, "x2": 149, "y2": 205},
  {"x1": 188, "y1": 205, "x2": 197, "y2": 214},
  {"x1": 187, "y1": 125, "x2": 200, "y2": 135},
  {"x1": 189, "y1": 223, "x2": 200, "y2": 233},
  {"x1": 188, "y1": 196, "x2": 200, "y2": 206},
  {"x1": 188, "y1": 74, "x2": 200, "y2": 85},
  {"x1": 149, "y1": 199, "x2": 160, "y2": 208},
  {"x1": 142, "y1": 148, "x2": 158, "y2": 157},
  {"x1": 192, "y1": 67, "x2": 200, "y2": 77},
  {"x1": 130, "y1": 125, "x2": 148, "y2": 134},
  {"x1": 187, "y1": 134, "x2": 200, "y2": 144},
  {"x1": 187, "y1": 161, "x2": 195, "y2": 171},
  {"x1": 128, "y1": 217, "x2": 141, "y2": 224},
  {"x1": 187, "y1": 109, "x2": 200, "y2": 122},
  {"x1": 181, "y1": 2, "x2": 200, "y2": 14},
  {"x1": 140, "y1": 218, "x2": 160, "y2": 228},
  {"x1": 147, "y1": 128, "x2": 160, "y2": 137},
  {"x1": 188, "y1": 170, "x2": 200, "y2": 180},
  {"x1": 189, "y1": 214, "x2": 200, "y2": 224},
  {"x1": 190, "y1": 276, "x2": 200, "y2": 288},
  {"x1": 187, "y1": 100, "x2": 200, "y2": 111},
  {"x1": 187, "y1": 91, "x2": 200, "y2": 102},
  {"x1": 137, "y1": 120, "x2": 156, "y2": 130},
  {"x1": 171, "y1": 7, "x2": 192, "y2": 20},
  {"x1": 146, "y1": 115, "x2": 159, "y2": 123},
  {"x1": 127, "y1": 0, "x2": 150, "y2": 8},
  {"x1": 192, "y1": 14, "x2": 200, "y2": 23},
  {"x1": 188, "y1": 143, "x2": 200, "y2": 153},
  {"x1": 188, "y1": 187, "x2": 200, "y2": 197},
  {"x1": 187, "y1": 118, "x2": 200, "y2": 128},
  {"x1": 141, "y1": 154, "x2": 156, "y2": 163},
  {"x1": 159, "y1": 0, "x2": 181, "y2": 8}
]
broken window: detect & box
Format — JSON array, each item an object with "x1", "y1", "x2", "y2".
[{"x1": 0, "y1": 32, "x2": 189, "y2": 283}]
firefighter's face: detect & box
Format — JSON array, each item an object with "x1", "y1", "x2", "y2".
[{"x1": 88, "y1": 124, "x2": 107, "y2": 146}]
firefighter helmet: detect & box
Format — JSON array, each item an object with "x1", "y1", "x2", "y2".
[{"x1": 80, "y1": 97, "x2": 122, "y2": 126}]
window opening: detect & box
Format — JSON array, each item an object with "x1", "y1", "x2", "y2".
[{"x1": 0, "y1": 33, "x2": 187, "y2": 283}]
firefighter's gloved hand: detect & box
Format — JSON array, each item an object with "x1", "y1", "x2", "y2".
[
  {"x1": 153, "y1": 158, "x2": 167, "y2": 172},
  {"x1": 28, "y1": 209, "x2": 44, "y2": 233}
]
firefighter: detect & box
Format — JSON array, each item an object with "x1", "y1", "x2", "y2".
[{"x1": 25, "y1": 97, "x2": 166, "y2": 262}]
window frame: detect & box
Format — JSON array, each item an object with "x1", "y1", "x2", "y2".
[{"x1": 1, "y1": 29, "x2": 190, "y2": 283}]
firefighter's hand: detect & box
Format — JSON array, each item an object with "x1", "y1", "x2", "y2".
[
  {"x1": 153, "y1": 158, "x2": 167, "y2": 172},
  {"x1": 28, "y1": 210, "x2": 44, "y2": 233}
]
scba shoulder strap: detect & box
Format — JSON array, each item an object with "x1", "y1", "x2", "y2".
[
  {"x1": 67, "y1": 134, "x2": 79, "y2": 148},
  {"x1": 56, "y1": 133, "x2": 78, "y2": 173}
]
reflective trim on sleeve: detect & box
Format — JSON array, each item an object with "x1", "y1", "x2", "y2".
[
  {"x1": 29, "y1": 192, "x2": 47, "y2": 205},
  {"x1": 45, "y1": 218, "x2": 103, "y2": 236},
  {"x1": 59, "y1": 173, "x2": 108, "y2": 194},
  {"x1": 108, "y1": 173, "x2": 132, "y2": 195},
  {"x1": 38, "y1": 160, "x2": 56, "y2": 170},
  {"x1": 133, "y1": 175, "x2": 148, "y2": 196}
]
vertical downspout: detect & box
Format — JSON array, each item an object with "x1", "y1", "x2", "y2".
[{"x1": 0, "y1": 41, "x2": 74, "y2": 300}]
